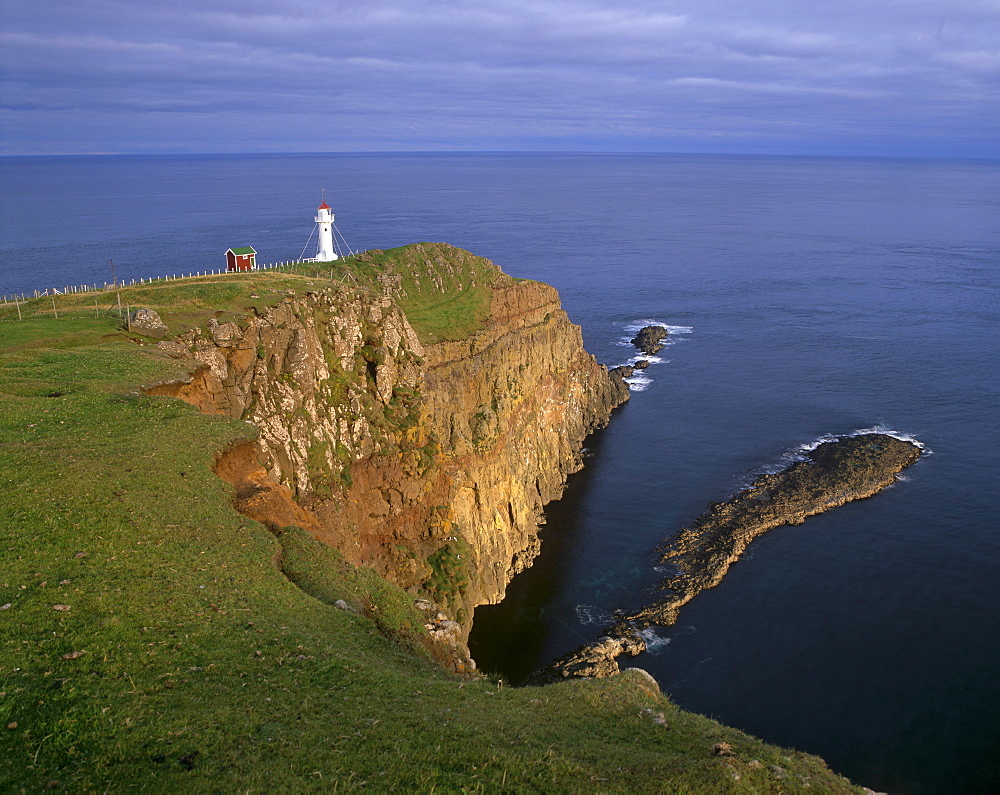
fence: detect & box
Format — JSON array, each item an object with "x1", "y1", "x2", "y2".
[
  {"x1": 0, "y1": 253, "x2": 369, "y2": 323},
  {"x1": 0, "y1": 258, "x2": 323, "y2": 304}
]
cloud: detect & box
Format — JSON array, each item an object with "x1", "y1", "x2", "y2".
[{"x1": 1, "y1": 0, "x2": 997, "y2": 155}]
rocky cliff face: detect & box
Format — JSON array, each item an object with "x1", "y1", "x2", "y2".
[{"x1": 148, "y1": 244, "x2": 627, "y2": 659}]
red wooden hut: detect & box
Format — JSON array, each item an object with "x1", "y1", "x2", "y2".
[{"x1": 226, "y1": 247, "x2": 257, "y2": 272}]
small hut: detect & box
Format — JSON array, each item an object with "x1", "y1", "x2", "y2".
[{"x1": 226, "y1": 247, "x2": 257, "y2": 272}]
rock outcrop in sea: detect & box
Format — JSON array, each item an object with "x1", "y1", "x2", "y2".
[
  {"x1": 531, "y1": 432, "x2": 923, "y2": 683},
  {"x1": 630, "y1": 325, "x2": 668, "y2": 355}
]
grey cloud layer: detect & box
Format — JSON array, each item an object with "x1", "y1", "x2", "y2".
[{"x1": 2, "y1": 0, "x2": 997, "y2": 154}]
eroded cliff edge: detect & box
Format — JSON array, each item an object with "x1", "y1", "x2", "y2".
[{"x1": 147, "y1": 243, "x2": 628, "y2": 662}]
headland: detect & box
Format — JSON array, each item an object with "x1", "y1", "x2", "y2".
[{"x1": 0, "y1": 244, "x2": 863, "y2": 791}]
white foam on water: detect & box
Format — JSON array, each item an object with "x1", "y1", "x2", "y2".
[
  {"x1": 610, "y1": 354, "x2": 669, "y2": 372},
  {"x1": 630, "y1": 355, "x2": 665, "y2": 365},
  {"x1": 576, "y1": 604, "x2": 614, "y2": 626},
  {"x1": 624, "y1": 373, "x2": 652, "y2": 391},
  {"x1": 791, "y1": 434, "x2": 837, "y2": 456},
  {"x1": 845, "y1": 425, "x2": 932, "y2": 454},
  {"x1": 615, "y1": 335, "x2": 688, "y2": 349},
  {"x1": 639, "y1": 627, "x2": 672, "y2": 653},
  {"x1": 622, "y1": 319, "x2": 694, "y2": 336}
]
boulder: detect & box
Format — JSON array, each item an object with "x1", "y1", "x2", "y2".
[
  {"x1": 156, "y1": 341, "x2": 189, "y2": 359},
  {"x1": 125, "y1": 308, "x2": 169, "y2": 337}
]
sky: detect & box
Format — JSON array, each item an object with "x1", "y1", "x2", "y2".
[{"x1": 1, "y1": 0, "x2": 998, "y2": 157}]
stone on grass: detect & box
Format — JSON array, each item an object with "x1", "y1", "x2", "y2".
[
  {"x1": 334, "y1": 599, "x2": 359, "y2": 614},
  {"x1": 124, "y1": 308, "x2": 169, "y2": 337}
]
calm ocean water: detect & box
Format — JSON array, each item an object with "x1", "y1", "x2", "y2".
[{"x1": 2, "y1": 153, "x2": 998, "y2": 793}]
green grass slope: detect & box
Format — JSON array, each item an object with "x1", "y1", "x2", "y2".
[
  {"x1": 0, "y1": 256, "x2": 860, "y2": 792},
  {"x1": 0, "y1": 243, "x2": 500, "y2": 346}
]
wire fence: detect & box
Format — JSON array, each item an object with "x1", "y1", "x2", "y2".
[
  {"x1": 0, "y1": 258, "x2": 315, "y2": 303},
  {"x1": 0, "y1": 254, "x2": 369, "y2": 324}
]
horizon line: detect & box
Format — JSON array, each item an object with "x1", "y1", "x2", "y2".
[{"x1": 3, "y1": 149, "x2": 999, "y2": 162}]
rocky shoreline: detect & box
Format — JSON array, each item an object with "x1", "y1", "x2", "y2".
[{"x1": 529, "y1": 432, "x2": 923, "y2": 684}]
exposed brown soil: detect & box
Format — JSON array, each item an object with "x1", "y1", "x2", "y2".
[
  {"x1": 212, "y1": 441, "x2": 328, "y2": 540},
  {"x1": 144, "y1": 365, "x2": 223, "y2": 415}
]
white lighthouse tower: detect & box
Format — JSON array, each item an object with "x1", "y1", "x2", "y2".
[{"x1": 314, "y1": 198, "x2": 338, "y2": 262}]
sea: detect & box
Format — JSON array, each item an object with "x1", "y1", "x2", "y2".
[{"x1": 2, "y1": 153, "x2": 998, "y2": 793}]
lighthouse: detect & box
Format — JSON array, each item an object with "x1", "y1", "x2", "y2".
[{"x1": 314, "y1": 199, "x2": 338, "y2": 262}]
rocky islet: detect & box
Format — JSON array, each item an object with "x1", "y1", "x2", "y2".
[
  {"x1": 531, "y1": 432, "x2": 923, "y2": 683},
  {"x1": 630, "y1": 324, "x2": 669, "y2": 355},
  {"x1": 609, "y1": 323, "x2": 669, "y2": 381}
]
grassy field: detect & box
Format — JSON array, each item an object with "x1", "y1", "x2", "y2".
[
  {"x1": 0, "y1": 243, "x2": 501, "y2": 346},
  {"x1": 0, "y1": 251, "x2": 860, "y2": 791}
]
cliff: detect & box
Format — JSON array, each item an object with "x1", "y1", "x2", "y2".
[{"x1": 147, "y1": 243, "x2": 628, "y2": 660}]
